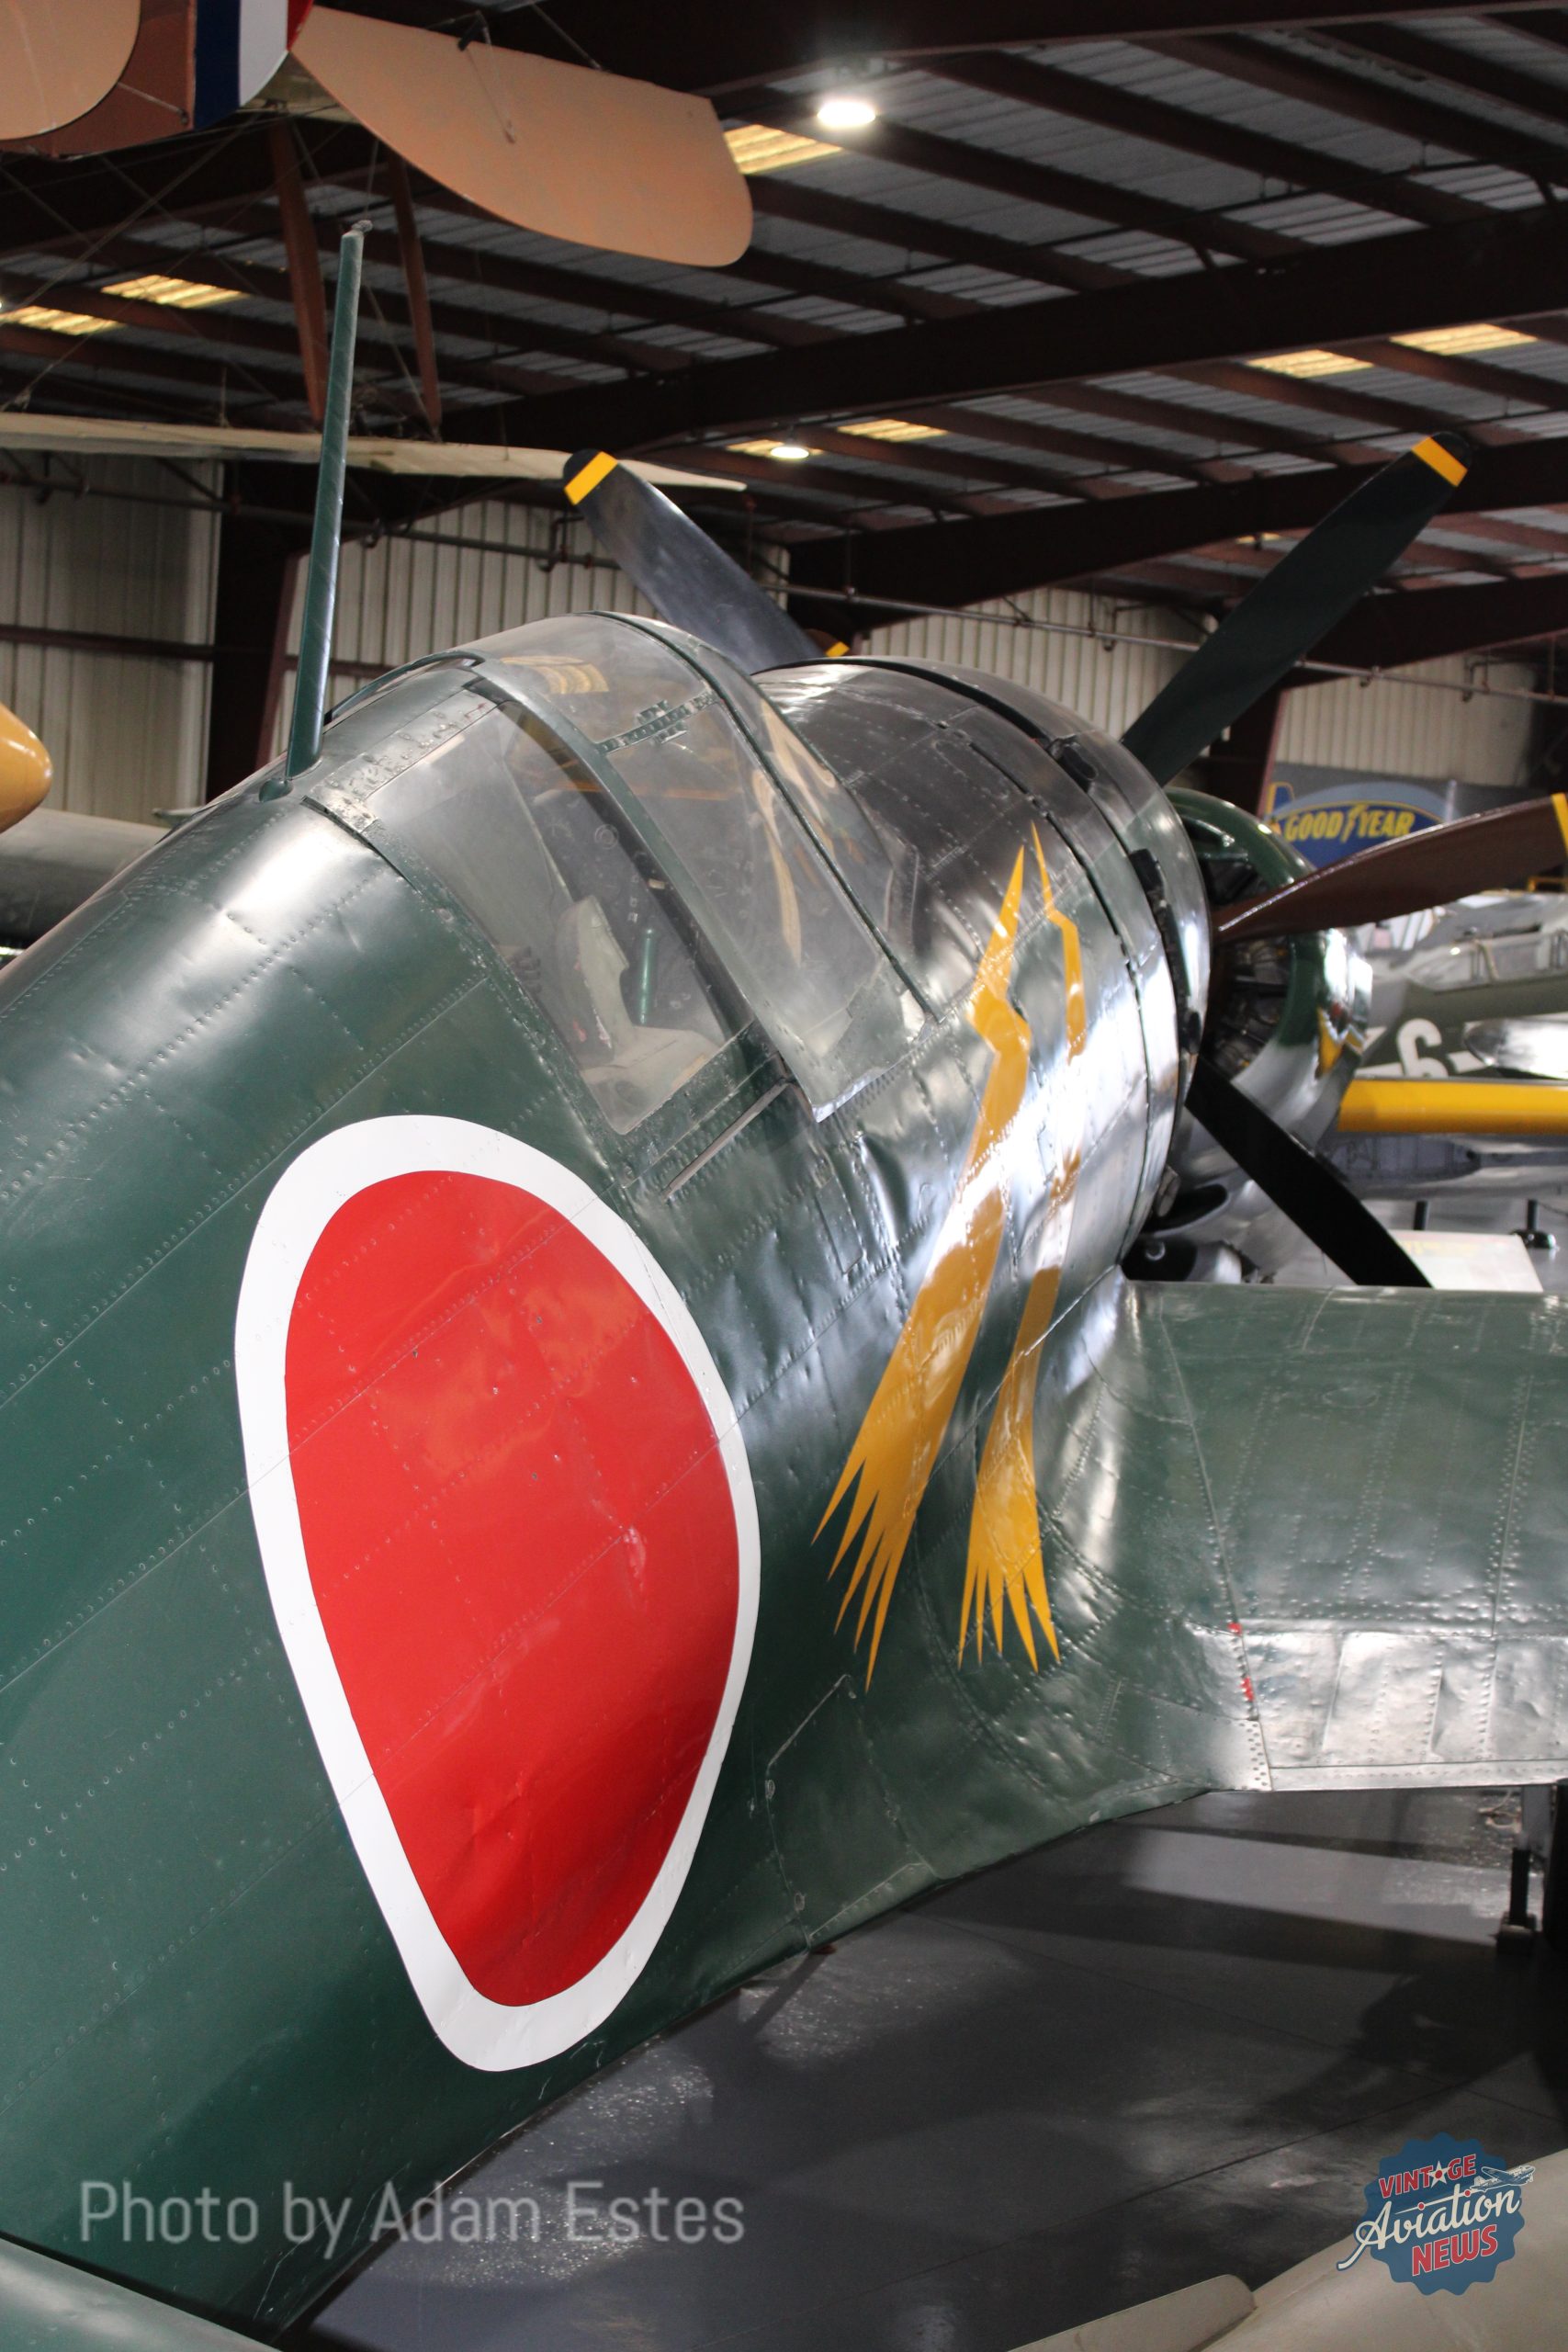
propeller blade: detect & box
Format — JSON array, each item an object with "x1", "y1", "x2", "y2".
[
  {"x1": 1185, "y1": 1058, "x2": 1430, "y2": 1287},
  {"x1": 564, "y1": 451, "x2": 819, "y2": 675},
  {"x1": 1218, "y1": 793, "x2": 1568, "y2": 945},
  {"x1": 1122, "y1": 434, "x2": 1471, "y2": 787}
]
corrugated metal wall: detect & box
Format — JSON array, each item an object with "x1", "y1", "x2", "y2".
[
  {"x1": 0, "y1": 459, "x2": 219, "y2": 820},
  {"x1": 863, "y1": 586, "x2": 1184, "y2": 741},
  {"x1": 863, "y1": 585, "x2": 1540, "y2": 788},
  {"x1": 1276, "y1": 653, "x2": 1537, "y2": 786},
  {"x1": 270, "y1": 498, "x2": 652, "y2": 756},
  {"x1": 0, "y1": 470, "x2": 1543, "y2": 809}
]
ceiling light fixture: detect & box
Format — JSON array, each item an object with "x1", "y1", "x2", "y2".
[
  {"x1": 1247, "y1": 348, "x2": 1373, "y2": 379},
  {"x1": 724, "y1": 124, "x2": 840, "y2": 175},
  {"x1": 1392, "y1": 322, "x2": 1537, "y2": 357},
  {"x1": 838, "y1": 417, "x2": 945, "y2": 441},
  {"x1": 102, "y1": 273, "x2": 242, "y2": 310},
  {"x1": 5, "y1": 304, "x2": 118, "y2": 336},
  {"x1": 816, "y1": 93, "x2": 877, "y2": 131},
  {"x1": 728, "y1": 438, "x2": 816, "y2": 460}
]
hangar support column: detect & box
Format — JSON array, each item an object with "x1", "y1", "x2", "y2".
[
  {"x1": 203, "y1": 467, "x2": 312, "y2": 803},
  {"x1": 1198, "y1": 684, "x2": 1286, "y2": 814}
]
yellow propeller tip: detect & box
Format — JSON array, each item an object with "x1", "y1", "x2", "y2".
[
  {"x1": 1412, "y1": 435, "x2": 1467, "y2": 488},
  {"x1": 564, "y1": 450, "x2": 617, "y2": 505}
]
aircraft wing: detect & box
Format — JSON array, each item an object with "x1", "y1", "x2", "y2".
[
  {"x1": 1035, "y1": 1275, "x2": 1568, "y2": 1795},
  {"x1": 0, "y1": 2236, "x2": 255, "y2": 2348}
]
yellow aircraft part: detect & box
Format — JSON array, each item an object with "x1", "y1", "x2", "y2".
[
  {"x1": 1339, "y1": 1078, "x2": 1568, "y2": 1138},
  {"x1": 821, "y1": 848, "x2": 1031, "y2": 1679},
  {"x1": 961, "y1": 830, "x2": 1087, "y2": 1671},
  {"x1": 0, "y1": 701, "x2": 51, "y2": 833}
]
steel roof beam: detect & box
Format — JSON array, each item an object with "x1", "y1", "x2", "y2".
[
  {"x1": 1492, "y1": 8, "x2": 1568, "y2": 57},
  {"x1": 0, "y1": 125, "x2": 316, "y2": 261},
  {"x1": 1310, "y1": 570, "x2": 1568, "y2": 666},
  {"x1": 0, "y1": 318, "x2": 308, "y2": 413},
  {"x1": 742, "y1": 92, "x2": 1300, "y2": 261},
  {"x1": 1151, "y1": 33, "x2": 1568, "y2": 187},
  {"x1": 746, "y1": 175, "x2": 1129, "y2": 292},
  {"x1": 929, "y1": 51, "x2": 1488, "y2": 228},
  {"x1": 639, "y1": 438, "x2": 980, "y2": 514},
  {"x1": 344, "y1": 2, "x2": 1568, "y2": 96},
  {"x1": 21, "y1": 233, "x2": 580, "y2": 410},
  {"x1": 310, "y1": 167, "x2": 843, "y2": 345},
  {"x1": 785, "y1": 433, "x2": 1568, "y2": 615},
  {"x1": 479, "y1": 202, "x2": 1568, "y2": 459},
  {"x1": 1341, "y1": 334, "x2": 1568, "y2": 407},
  {"x1": 764, "y1": 420, "x2": 1127, "y2": 494},
  {"x1": 1010, "y1": 373, "x2": 1320, "y2": 451},
  {"x1": 1168, "y1": 353, "x2": 1474, "y2": 432},
  {"x1": 1431, "y1": 510, "x2": 1568, "y2": 556},
  {"x1": 86, "y1": 210, "x2": 701, "y2": 381},
  {"x1": 4, "y1": 130, "x2": 823, "y2": 369},
  {"x1": 863, "y1": 400, "x2": 1228, "y2": 475},
  {"x1": 705, "y1": 242, "x2": 973, "y2": 322},
  {"x1": 1331, "y1": 21, "x2": 1568, "y2": 124}
]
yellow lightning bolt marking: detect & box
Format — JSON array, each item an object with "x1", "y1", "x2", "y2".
[
  {"x1": 819, "y1": 848, "x2": 1032, "y2": 1680},
  {"x1": 961, "y1": 830, "x2": 1087, "y2": 1669}
]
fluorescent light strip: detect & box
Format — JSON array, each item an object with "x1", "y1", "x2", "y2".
[
  {"x1": 725, "y1": 124, "x2": 840, "y2": 175},
  {"x1": 728, "y1": 438, "x2": 816, "y2": 459},
  {"x1": 1392, "y1": 322, "x2": 1537, "y2": 357},
  {"x1": 1, "y1": 305, "x2": 118, "y2": 336},
  {"x1": 837, "y1": 417, "x2": 946, "y2": 442},
  {"x1": 1248, "y1": 348, "x2": 1372, "y2": 379},
  {"x1": 102, "y1": 273, "x2": 242, "y2": 311}
]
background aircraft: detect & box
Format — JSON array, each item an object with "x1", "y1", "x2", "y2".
[
  {"x1": 1148, "y1": 885, "x2": 1568, "y2": 1274},
  {"x1": 0, "y1": 0, "x2": 750, "y2": 285},
  {"x1": 1359, "y1": 888, "x2": 1568, "y2": 1089},
  {"x1": 1322, "y1": 892, "x2": 1568, "y2": 1231},
  {"x1": 6, "y1": 409, "x2": 1568, "y2": 2352},
  {"x1": 0, "y1": 700, "x2": 147, "y2": 973},
  {"x1": 0, "y1": 699, "x2": 52, "y2": 840}
]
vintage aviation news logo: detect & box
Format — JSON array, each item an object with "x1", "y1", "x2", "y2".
[
  {"x1": 1339, "y1": 2132, "x2": 1532, "y2": 2294},
  {"x1": 236, "y1": 1115, "x2": 759, "y2": 2073}
]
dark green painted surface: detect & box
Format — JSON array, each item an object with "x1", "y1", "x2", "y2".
[
  {"x1": 0, "y1": 2240, "x2": 254, "y2": 2349},
  {"x1": 2, "y1": 663, "x2": 1566, "y2": 2344}
]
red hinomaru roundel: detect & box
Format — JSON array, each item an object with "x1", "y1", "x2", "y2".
[{"x1": 235, "y1": 1115, "x2": 759, "y2": 2073}]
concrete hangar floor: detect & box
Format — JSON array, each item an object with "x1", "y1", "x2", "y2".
[{"x1": 298, "y1": 1194, "x2": 1568, "y2": 2352}]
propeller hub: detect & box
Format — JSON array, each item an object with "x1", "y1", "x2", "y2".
[{"x1": 1151, "y1": 790, "x2": 1369, "y2": 1274}]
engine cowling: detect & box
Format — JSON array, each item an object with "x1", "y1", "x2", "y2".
[{"x1": 1133, "y1": 789, "x2": 1370, "y2": 1279}]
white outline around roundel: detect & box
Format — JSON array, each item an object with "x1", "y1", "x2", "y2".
[{"x1": 234, "y1": 1114, "x2": 760, "y2": 2074}]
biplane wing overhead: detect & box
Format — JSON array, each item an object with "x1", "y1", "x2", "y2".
[{"x1": 8, "y1": 416, "x2": 1568, "y2": 2346}]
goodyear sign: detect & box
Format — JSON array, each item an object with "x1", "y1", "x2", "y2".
[{"x1": 1263, "y1": 777, "x2": 1448, "y2": 869}]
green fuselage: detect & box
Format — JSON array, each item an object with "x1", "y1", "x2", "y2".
[{"x1": 0, "y1": 618, "x2": 1218, "y2": 2329}]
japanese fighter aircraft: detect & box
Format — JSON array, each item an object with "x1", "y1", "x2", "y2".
[{"x1": 10, "y1": 417, "x2": 1568, "y2": 2349}]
